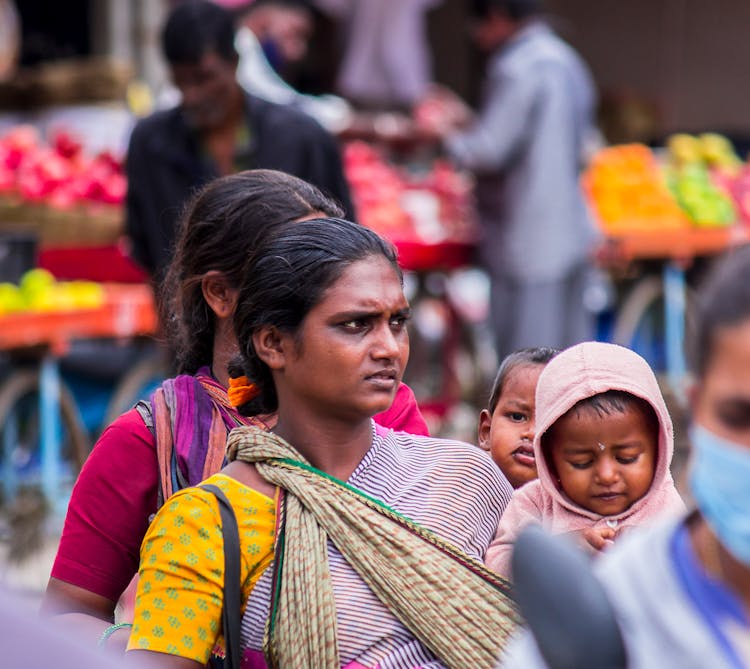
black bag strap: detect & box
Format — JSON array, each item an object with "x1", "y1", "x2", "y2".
[{"x1": 200, "y1": 483, "x2": 242, "y2": 669}]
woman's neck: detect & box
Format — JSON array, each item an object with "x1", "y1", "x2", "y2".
[
  {"x1": 273, "y1": 414, "x2": 374, "y2": 482},
  {"x1": 211, "y1": 321, "x2": 239, "y2": 388}
]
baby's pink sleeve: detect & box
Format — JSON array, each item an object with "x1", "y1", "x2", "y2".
[{"x1": 485, "y1": 485, "x2": 543, "y2": 579}]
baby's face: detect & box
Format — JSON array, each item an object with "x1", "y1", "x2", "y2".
[
  {"x1": 547, "y1": 405, "x2": 658, "y2": 516},
  {"x1": 478, "y1": 364, "x2": 543, "y2": 488}
]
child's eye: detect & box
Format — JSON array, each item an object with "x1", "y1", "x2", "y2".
[
  {"x1": 617, "y1": 454, "x2": 640, "y2": 465},
  {"x1": 569, "y1": 460, "x2": 593, "y2": 470},
  {"x1": 506, "y1": 412, "x2": 526, "y2": 422}
]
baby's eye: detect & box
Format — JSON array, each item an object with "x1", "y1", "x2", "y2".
[
  {"x1": 569, "y1": 460, "x2": 593, "y2": 470},
  {"x1": 506, "y1": 412, "x2": 526, "y2": 422},
  {"x1": 617, "y1": 454, "x2": 640, "y2": 465}
]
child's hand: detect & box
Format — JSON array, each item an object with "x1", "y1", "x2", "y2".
[{"x1": 580, "y1": 526, "x2": 617, "y2": 552}]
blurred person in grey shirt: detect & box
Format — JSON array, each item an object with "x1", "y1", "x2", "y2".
[{"x1": 423, "y1": 0, "x2": 600, "y2": 359}]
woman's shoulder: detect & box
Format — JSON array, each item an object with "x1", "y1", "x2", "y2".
[
  {"x1": 167, "y1": 471, "x2": 276, "y2": 510},
  {"x1": 80, "y1": 407, "x2": 156, "y2": 478},
  {"x1": 388, "y1": 430, "x2": 500, "y2": 472}
]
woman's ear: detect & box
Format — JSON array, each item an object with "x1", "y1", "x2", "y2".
[
  {"x1": 202, "y1": 271, "x2": 239, "y2": 319},
  {"x1": 252, "y1": 325, "x2": 288, "y2": 370}
]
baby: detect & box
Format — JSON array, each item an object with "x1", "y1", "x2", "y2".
[
  {"x1": 478, "y1": 348, "x2": 559, "y2": 489},
  {"x1": 485, "y1": 341, "x2": 685, "y2": 578}
]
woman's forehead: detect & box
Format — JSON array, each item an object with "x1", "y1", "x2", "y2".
[{"x1": 318, "y1": 257, "x2": 405, "y2": 307}]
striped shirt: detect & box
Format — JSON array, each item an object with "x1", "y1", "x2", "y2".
[{"x1": 241, "y1": 423, "x2": 513, "y2": 668}]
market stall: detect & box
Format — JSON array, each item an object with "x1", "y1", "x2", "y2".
[
  {"x1": 0, "y1": 278, "x2": 156, "y2": 513},
  {"x1": 584, "y1": 135, "x2": 750, "y2": 402}
]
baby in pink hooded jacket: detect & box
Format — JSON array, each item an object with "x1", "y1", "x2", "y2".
[{"x1": 485, "y1": 341, "x2": 685, "y2": 578}]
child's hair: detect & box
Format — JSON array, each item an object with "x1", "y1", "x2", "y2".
[
  {"x1": 229, "y1": 217, "x2": 400, "y2": 415},
  {"x1": 487, "y1": 347, "x2": 559, "y2": 413},
  {"x1": 543, "y1": 389, "x2": 660, "y2": 450},
  {"x1": 691, "y1": 246, "x2": 750, "y2": 377}
]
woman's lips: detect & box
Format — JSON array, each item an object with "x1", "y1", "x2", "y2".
[{"x1": 365, "y1": 370, "x2": 398, "y2": 390}]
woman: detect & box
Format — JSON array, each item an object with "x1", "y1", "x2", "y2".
[
  {"x1": 502, "y1": 246, "x2": 750, "y2": 669},
  {"x1": 41, "y1": 171, "x2": 429, "y2": 649},
  {"x1": 127, "y1": 217, "x2": 518, "y2": 668}
]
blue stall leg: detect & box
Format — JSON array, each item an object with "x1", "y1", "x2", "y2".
[
  {"x1": 663, "y1": 262, "x2": 688, "y2": 406},
  {"x1": 39, "y1": 356, "x2": 63, "y2": 515}
]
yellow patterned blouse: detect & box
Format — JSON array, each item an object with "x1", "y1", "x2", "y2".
[{"x1": 127, "y1": 473, "x2": 277, "y2": 663}]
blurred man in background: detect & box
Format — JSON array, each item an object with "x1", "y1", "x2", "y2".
[
  {"x1": 125, "y1": 0, "x2": 352, "y2": 282},
  {"x1": 226, "y1": 0, "x2": 352, "y2": 132},
  {"x1": 421, "y1": 0, "x2": 600, "y2": 359}
]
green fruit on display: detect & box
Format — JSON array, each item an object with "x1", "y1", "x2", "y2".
[
  {"x1": 19, "y1": 268, "x2": 55, "y2": 295},
  {"x1": 0, "y1": 282, "x2": 25, "y2": 315},
  {"x1": 666, "y1": 164, "x2": 736, "y2": 227}
]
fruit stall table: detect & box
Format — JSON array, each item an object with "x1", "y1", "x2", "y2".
[
  {"x1": 601, "y1": 224, "x2": 750, "y2": 404},
  {"x1": 585, "y1": 139, "x2": 750, "y2": 404},
  {"x1": 0, "y1": 283, "x2": 157, "y2": 513}
]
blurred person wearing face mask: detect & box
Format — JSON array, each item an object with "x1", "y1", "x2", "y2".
[
  {"x1": 501, "y1": 246, "x2": 750, "y2": 669},
  {"x1": 220, "y1": 0, "x2": 352, "y2": 132},
  {"x1": 125, "y1": 0, "x2": 353, "y2": 283}
]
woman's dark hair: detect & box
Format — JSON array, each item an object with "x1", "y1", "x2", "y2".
[
  {"x1": 163, "y1": 0, "x2": 238, "y2": 65},
  {"x1": 229, "y1": 218, "x2": 400, "y2": 415},
  {"x1": 487, "y1": 347, "x2": 559, "y2": 413},
  {"x1": 160, "y1": 169, "x2": 344, "y2": 374},
  {"x1": 691, "y1": 246, "x2": 750, "y2": 377},
  {"x1": 471, "y1": 0, "x2": 542, "y2": 21}
]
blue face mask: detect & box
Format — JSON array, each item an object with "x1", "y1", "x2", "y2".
[
  {"x1": 260, "y1": 37, "x2": 285, "y2": 73},
  {"x1": 690, "y1": 423, "x2": 750, "y2": 566}
]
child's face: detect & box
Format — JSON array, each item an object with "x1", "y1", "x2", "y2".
[
  {"x1": 547, "y1": 404, "x2": 658, "y2": 516},
  {"x1": 478, "y1": 364, "x2": 543, "y2": 488}
]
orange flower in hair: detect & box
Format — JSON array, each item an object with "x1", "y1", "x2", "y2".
[{"x1": 227, "y1": 375, "x2": 260, "y2": 407}]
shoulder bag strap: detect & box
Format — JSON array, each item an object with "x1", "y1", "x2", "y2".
[{"x1": 200, "y1": 483, "x2": 242, "y2": 669}]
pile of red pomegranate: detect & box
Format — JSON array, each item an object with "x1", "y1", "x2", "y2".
[
  {"x1": 343, "y1": 141, "x2": 477, "y2": 244},
  {"x1": 0, "y1": 125, "x2": 125, "y2": 210}
]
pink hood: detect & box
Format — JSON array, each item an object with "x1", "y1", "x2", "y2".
[{"x1": 485, "y1": 342, "x2": 685, "y2": 577}]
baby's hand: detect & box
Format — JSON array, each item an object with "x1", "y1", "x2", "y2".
[{"x1": 580, "y1": 526, "x2": 617, "y2": 552}]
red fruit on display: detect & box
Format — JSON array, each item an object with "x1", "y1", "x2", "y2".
[{"x1": 0, "y1": 125, "x2": 124, "y2": 210}]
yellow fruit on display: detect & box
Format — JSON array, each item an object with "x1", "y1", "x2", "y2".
[
  {"x1": 0, "y1": 270, "x2": 106, "y2": 315},
  {"x1": 699, "y1": 133, "x2": 742, "y2": 173},
  {"x1": 667, "y1": 134, "x2": 702, "y2": 166}
]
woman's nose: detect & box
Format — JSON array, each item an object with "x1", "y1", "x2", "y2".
[{"x1": 373, "y1": 324, "x2": 401, "y2": 359}]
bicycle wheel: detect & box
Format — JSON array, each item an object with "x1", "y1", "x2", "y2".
[
  {"x1": 101, "y1": 353, "x2": 171, "y2": 430},
  {"x1": 0, "y1": 368, "x2": 89, "y2": 505}
]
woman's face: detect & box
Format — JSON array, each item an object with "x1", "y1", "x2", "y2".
[
  {"x1": 277, "y1": 255, "x2": 410, "y2": 422},
  {"x1": 693, "y1": 318, "x2": 750, "y2": 448}
]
